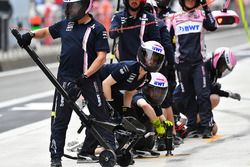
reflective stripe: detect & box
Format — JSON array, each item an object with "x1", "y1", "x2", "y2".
[
  {"x1": 82, "y1": 26, "x2": 93, "y2": 73},
  {"x1": 60, "y1": 82, "x2": 67, "y2": 107},
  {"x1": 177, "y1": 71, "x2": 185, "y2": 92},
  {"x1": 93, "y1": 81, "x2": 102, "y2": 107},
  {"x1": 51, "y1": 111, "x2": 56, "y2": 117},
  {"x1": 201, "y1": 65, "x2": 207, "y2": 88}
]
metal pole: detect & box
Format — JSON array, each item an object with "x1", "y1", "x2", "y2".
[
  {"x1": 110, "y1": 0, "x2": 121, "y2": 64},
  {"x1": 0, "y1": 17, "x2": 3, "y2": 51},
  {"x1": 3, "y1": 17, "x2": 8, "y2": 51}
]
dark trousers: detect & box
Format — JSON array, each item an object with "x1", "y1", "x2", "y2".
[
  {"x1": 159, "y1": 65, "x2": 176, "y2": 108},
  {"x1": 176, "y1": 63, "x2": 213, "y2": 129},
  {"x1": 50, "y1": 75, "x2": 115, "y2": 159}
]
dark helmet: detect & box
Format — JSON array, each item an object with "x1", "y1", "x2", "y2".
[
  {"x1": 64, "y1": 0, "x2": 93, "y2": 22},
  {"x1": 137, "y1": 41, "x2": 165, "y2": 72},
  {"x1": 142, "y1": 72, "x2": 168, "y2": 106},
  {"x1": 144, "y1": 0, "x2": 158, "y2": 15},
  {"x1": 123, "y1": 0, "x2": 146, "y2": 12},
  {"x1": 179, "y1": 0, "x2": 200, "y2": 11},
  {"x1": 155, "y1": 0, "x2": 171, "y2": 9},
  {"x1": 212, "y1": 47, "x2": 237, "y2": 78}
]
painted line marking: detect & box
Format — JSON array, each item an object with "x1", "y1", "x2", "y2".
[
  {"x1": 0, "y1": 62, "x2": 58, "y2": 78},
  {"x1": 207, "y1": 135, "x2": 223, "y2": 142},
  {"x1": 0, "y1": 90, "x2": 54, "y2": 109},
  {"x1": 11, "y1": 102, "x2": 53, "y2": 111},
  {"x1": 0, "y1": 118, "x2": 50, "y2": 141}
]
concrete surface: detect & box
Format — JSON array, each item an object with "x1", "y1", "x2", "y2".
[{"x1": 0, "y1": 57, "x2": 250, "y2": 167}]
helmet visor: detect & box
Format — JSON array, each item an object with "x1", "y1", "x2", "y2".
[
  {"x1": 142, "y1": 85, "x2": 168, "y2": 105},
  {"x1": 138, "y1": 47, "x2": 165, "y2": 72},
  {"x1": 156, "y1": 0, "x2": 170, "y2": 8},
  {"x1": 65, "y1": 0, "x2": 90, "y2": 21},
  {"x1": 216, "y1": 54, "x2": 232, "y2": 78},
  {"x1": 144, "y1": 3, "x2": 154, "y2": 13},
  {"x1": 221, "y1": 69, "x2": 231, "y2": 78}
]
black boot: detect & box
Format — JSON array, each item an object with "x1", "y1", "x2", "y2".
[
  {"x1": 156, "y1": 137, "x2": 166, "y2": 151},
  {"x1": 173, "y1": 135, "x2": 184, "y2": 146},
  {"x1": 50, "y1": 158, "x2": 62, "y2": 167},
  {"x1": 202, "y1": 127, "x2": 213, "y2": 139}
]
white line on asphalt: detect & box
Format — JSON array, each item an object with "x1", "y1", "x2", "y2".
[
  {"x1": 0, "y1": 90, "x2": 54, "y2": 109},
  {"x1": 0, "y1": 62, "x2": 59, "y2": 78},
  {"x1": 11, "y1": 102, "x2": 53, "y2": 111},
  {"x1": 0, "y1": 118, "x2": 50, "y2": 141}
]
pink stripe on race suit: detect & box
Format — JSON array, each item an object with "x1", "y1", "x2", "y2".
[
  {"x1": 82, "y1": 26, "x2": 92, "y2": 73},
  {"x1": 139, "y1": 14, "x2": 147, "y2": 44}
]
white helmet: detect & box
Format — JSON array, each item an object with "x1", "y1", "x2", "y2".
[
  {"x1": 142, "y1": 72, "x2": 168, "y2": 105},
  {"x1": 64, "y1": 0, "x2": 93, "y2": 22},
  {"x1": 137, "y1": 41, "x2": 165, "y2": 72},
  {"x1": 146, "y1": 0, "x2": 158, "y2": 7}
]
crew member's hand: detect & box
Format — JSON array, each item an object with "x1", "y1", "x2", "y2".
[
  {"x1": 229, "y1": 92, "x2": 241, "y2": 101},
  {"x1": 18, "y1": 32, "x2": 34, "y2": 48},
  {"x1": 152, "y1": 118, "x2": 166, "y2": 137},
  {"x1": 122, "y1": 106, "x2": 135, "y2": 117},
  {"x1": 214, "y1": 82, "x2": 221, "y2": 90},
  {"x1": 75, "y1": 74, "x2": 88, "y2": 88}
]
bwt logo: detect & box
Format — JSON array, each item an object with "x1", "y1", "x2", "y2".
[
  {"x1": 152, "y1": 46, "x2": 163, "y2": 53},
  {"x1": 154, "y1": 81, "x2": 165, "y2": 87},
  {"x1": 179, "y1": 25, "x2": 200, "y2": 32}
]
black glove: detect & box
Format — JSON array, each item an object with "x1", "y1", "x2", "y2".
[
  {"x1": 75, "y1": 74, "x2": 88, "y2": 88},
  {"x1": 229, "y1": 92, "x2": 241, "y2": 101},
  {"x1": 214, "y1": 83, "x2": 221, "y2": 90},
  {"x1": 18, "y1": 32, "x2": 35, "y2": 48},
  {"x1": 122, "y1": 106, "x2": 136, "y2": 118},
  {"x1": 106, "y1": 100, "x2": 115, "y2": 117}
]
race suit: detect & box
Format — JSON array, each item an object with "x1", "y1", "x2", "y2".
[{"x1": 171, "y1": 9, "x2": 217, "y2": 130}]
